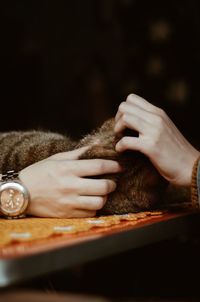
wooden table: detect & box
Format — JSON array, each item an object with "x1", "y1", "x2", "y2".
[{"x1": 0, "y1": 210, "x2": 199, "y2": 289}]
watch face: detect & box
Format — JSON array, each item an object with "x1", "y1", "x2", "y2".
[{"x1": 0, "y1": 181, "x2": 29, "y2": 217}]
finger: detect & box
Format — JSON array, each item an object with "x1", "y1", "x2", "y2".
[
  {"x1": 115, "y1": 136, "x2": 144, "y2": 153},
  {"x1": 116, "y1": 100, "x2": 156, "y2": 124},
  {"x1": 66, "y1": 159, "x2": 122, "y2": 177},
  {"x1": 73, "y1": 209, "x2": 96, "y2": 218},
  {"x1": 114, "y1": 112, "x2": 147, "y2": 134},
  {"x1": 50, "y1": 146, "x2": 90, "y2": 160},
  {"x1": 64, "y1": 209, "x2": 96, "y2": 218},
  {"x1": 115, "y1": 94, "x2": 161, "y2": 124},
  {"x1": 115, "y1": 100, "x2": 127, "y2": 122},
  {"x1": 114, "y1": 101, "x2": 157, "y2": 134},
  {"x1": 126, "y1": 93, "x2": 162, "y2": 114},
  {"x1": 77, "y1": 178, "x2": 116, "y2": 195},
  {"x1": 115, "y1": 101, "x2": 143, "y2": 124},
  {"x1": 115, "y1": 95, "x2": 148, "y2": 122},
  {"x1": 76, "y1": 195, "x2": 107, "y2": 210}
]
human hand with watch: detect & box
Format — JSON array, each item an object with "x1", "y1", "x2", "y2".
[
  {"x1": 1, "y1": 93, "x2": 199, "y2": 219},
  {"x1": 0, "y1": 147, "x2": 121, "y2": 219}
]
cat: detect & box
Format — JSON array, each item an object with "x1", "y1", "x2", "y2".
[
  {"x1": 0, "y1": 130, "x2": 76, "y2": 173},
  {"x1": 0, "y1": 119, "x2": 189, "y2": 215}
]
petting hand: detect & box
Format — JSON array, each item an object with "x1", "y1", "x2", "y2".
[
  {"x1": 19, "y1": 147, "x2": 121, "y2": 218},
  {"x1": 115, "y1": 93, "x2": 200, "y2": 186}
]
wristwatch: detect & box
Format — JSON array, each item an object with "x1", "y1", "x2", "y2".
[{"x1": 0, "y1": 170, "x2": 30, "y2": 219}]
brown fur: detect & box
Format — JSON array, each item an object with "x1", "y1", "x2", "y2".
[
  {"x1": 0, "y1": 131, "x2": 76, "y2": 172},
  {"x1": 0, "y1": 120, "x2": 189, "y2": 215},
  {"x1": 78, "y1": 118, "x2": 173, "y2": 214}
]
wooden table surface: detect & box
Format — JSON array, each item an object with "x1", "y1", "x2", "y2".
[{"x1": 0, "y1": 210, "x2": 199, "y2": 288}]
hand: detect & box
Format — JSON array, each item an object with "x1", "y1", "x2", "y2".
[
  {"x1": 114, "y1": 93, "x2": 199, "y2": 186},
  {"x1": 19, "y1": 147, "x2": 121, "y2": 218}
]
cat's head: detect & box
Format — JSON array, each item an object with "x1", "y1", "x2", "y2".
[{"x1": 78, "y1": 118, "x2": 168, "y2": 214}]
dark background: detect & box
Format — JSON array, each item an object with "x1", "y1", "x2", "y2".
[
  {"x1": 1, "y1": 2, "x2": 200, "y2": 300},
  {"x1": 1, "y1": 0, "x2": 200, "y2": 146}
]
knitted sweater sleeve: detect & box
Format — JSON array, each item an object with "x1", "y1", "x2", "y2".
[
  {"x1": 191, "y1": 156, "x2": 200, "y2": 207},
  {"x1": 197, "y1": 159, "x2": 200, "y2": 205}
]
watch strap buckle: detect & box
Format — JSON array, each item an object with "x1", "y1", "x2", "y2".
[{"x1": 1, "y1": 170, "x2": 19, "y2": 181}]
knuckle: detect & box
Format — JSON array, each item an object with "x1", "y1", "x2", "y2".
[
  {"x1": 158, "y1": 108, "x2": 166, "y2": 116},
  {"x1": 120, "y1": 136, "x2": 129, "y2": 147},
  {"x1": 154, "y1": 115, "x2": 164, "y2": 127},
  {"x1": 55, "y1": 161, "x2": 67, "y2": 175},
  {"x1": 101, "y1": 180, "x2": 115, "y2": 194},
  {"x1": 108, "y1": 180, "x2": 116, "y2": 192},
  {"x1": 97, "y1": 160, "x2": 106, "y2": 173},
  {"x1": 145, "y1": 140, "x2": 156, "y2": 156},
  {"x1": 117, "y1": 139, "x2": 124, "y2": 150},
  {"x1": 102, "y1": 180, "x2": 110, "y2": 193},
  {"x1": 121, "y1": 113, "x2": 128, "y2": 124},
  {"x1": 126, "y1": 93, "x2": 134, "y2": 103},
  {"x1": 61, "y1": 177, "x2": 78, "y2": 193},
  {"x1": 118, "y1": 102, "x2": 126, "y2": 112},
  {"x1": 95, "y1": 197, "x2": 105, "y2": 210},
  {"x1": 97, "y1": 160, "x2": 109, "y2": 173},
  {"x1": 147, "y1": 135, "x2": 160, "y2": 154},
  {"x1": 156, "y1": 107, "x2": 166, "y2": 117},
  {"x1": 152, "y1": 105, "x2": 166, "y2": 117}
]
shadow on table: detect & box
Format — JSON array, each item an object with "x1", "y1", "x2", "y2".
[{"x1": 3, "y1": 236, "x2": 200, "y2": 302}]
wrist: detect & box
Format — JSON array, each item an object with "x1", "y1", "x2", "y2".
[
  {"x1": 178, "y1": 150, "x2": 200, "y2": 186},
  {"x1": 0, "y1": 170, "x2": 30, "y2": 218}
]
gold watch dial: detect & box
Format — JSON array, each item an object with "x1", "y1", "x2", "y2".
[
  {"x1": 0, "y1": 181, "x2": 29, "y2": 217},
  {"x1": 0, "y1": 188, "x2": 24, "y2": 214}
]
